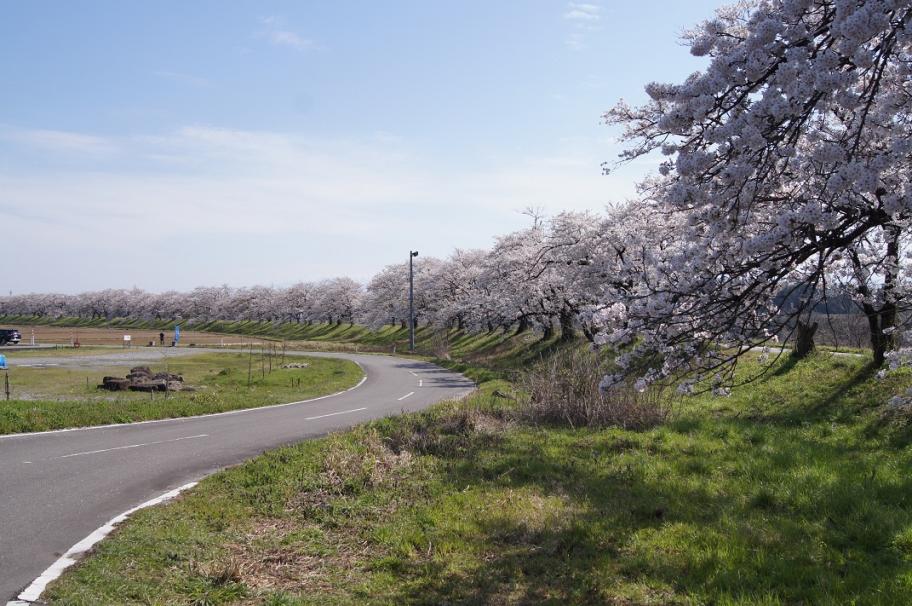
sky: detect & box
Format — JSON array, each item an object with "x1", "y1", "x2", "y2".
[{"x1": 0, "y1": 0, "x2": 722, "y2": 294}]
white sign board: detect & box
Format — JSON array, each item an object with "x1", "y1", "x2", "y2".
[{"x1": 123, "y1": 335, "x2": 131, "y2": 342}]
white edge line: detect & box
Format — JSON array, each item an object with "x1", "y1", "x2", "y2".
[
  {"x1": 57, "y1": 434, "x2": 209, "y2": 459},
  {"x1": 397, "y1": 391, "x2": 415, "y2": 401},
  {"x1": 0, "y1": 363, "x2": 368, "y2": 441},
  {"x1": 12, "y1": 481, "x2": 199, "y2": 604},
  {"x1": 304, "y1": 407, "x2": 368, "y2": 421}
]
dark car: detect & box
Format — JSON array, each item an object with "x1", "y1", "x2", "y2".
[{"x1": 0, "y1": 329, "x2": 21, "y2": 345}]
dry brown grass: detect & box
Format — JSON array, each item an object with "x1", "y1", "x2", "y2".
[
  {"x1": 519, "y1": 347, "x2": 670, "y2": 429},
  {"x1": 0, "y1": 324, "x2": 268, "y2": 347},
  {"x1": 224, "y1": 429, "x2": 418, "y2": 595},
  {"x1": 224, "y1": 517, "x2": 366, "y2": 595}
]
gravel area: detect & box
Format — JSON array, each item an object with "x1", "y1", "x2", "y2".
[{"x1": 6, "y1": 348, "x2": 226, "y2": 369}]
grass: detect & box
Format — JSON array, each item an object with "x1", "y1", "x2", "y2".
[
  {"x1": 45, "y1": 351, "x2": 912, "y2": 605},
  {"x1": 0, "y1": 314, "x2": 544, "y2": 358},
  {"x1": 0, "y1": 352, "x2": 362, "y2": 435}
]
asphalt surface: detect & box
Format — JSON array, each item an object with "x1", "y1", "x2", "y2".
[{"x1": 0, "y1": 352, "x2": 474, "y2": 601}]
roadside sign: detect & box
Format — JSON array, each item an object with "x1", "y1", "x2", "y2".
[
  {"x1": 123, "y1": 335, "x2": 132, "y2": 348},
  {"x1": 174, "y1": 325, "x2": 181, "y2": 344},
  {"x1": 0, "y1": 355, "x2": 7, "y2": 370}
]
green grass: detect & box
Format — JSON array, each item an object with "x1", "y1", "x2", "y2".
[
  {"x1": 46, "y1": 352, "x2": 912, "y2": 605},
  {"x1": 0, "y1": 352, "x2": 362, "y2": 435},
  {"x1": 0, "y1": 314, "x2": 543, "y2": 358}
]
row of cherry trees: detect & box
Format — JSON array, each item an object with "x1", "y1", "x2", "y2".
[
  {"x1": 0, "y1": 210, "x2": 613, "y2": 341},
  {"x1": 3, "y1": 1, "x2": 910, "y2": 394}
]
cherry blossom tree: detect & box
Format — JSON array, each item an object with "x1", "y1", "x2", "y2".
[{"x1": 603, "y1": 0, "x2": 912, "y2": 390}]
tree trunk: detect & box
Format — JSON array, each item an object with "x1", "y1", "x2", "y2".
[
  {"x1": 559, "y1": 308, "x2": 575, "y2": 342},
  {"x1": 542, "y1": 318, "x2": 554, "y2": 341},
  {"x1": 854, "y1": 226, "x2": 900, "y2": 366},
  {"x1": 581, "y1": 325, "x2": 595, "y2": 343},
  {"x1": 792, "y1": 320, "x2": 818, "y2": 359},
  {"x1": 515, "y1": 315, "x2": 530, "y2": 335},
  {"x1": 867, "y1": 305, "x2": 896, "y2": 366}
]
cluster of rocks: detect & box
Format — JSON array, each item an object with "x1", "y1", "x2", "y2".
[
  {"x1": 99, "y1": 366, "x2": 192, "y2": 392},
  {"x1": 281, "y1": 362, "x2": 310, "y2": 369}
]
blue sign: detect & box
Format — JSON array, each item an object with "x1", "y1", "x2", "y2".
[
  {"x1": 174, "y1": 325, "x2": 181, "y2": 344},
  {"x1": 0, "y1": 355, "x2": 7, "y2": 370}
]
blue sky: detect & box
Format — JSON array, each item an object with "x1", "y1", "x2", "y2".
[{"x1": 1, "y1": 0, "x2": 721, "y2": 293}]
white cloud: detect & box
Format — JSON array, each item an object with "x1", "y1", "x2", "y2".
[
  {"x1": 0, "y1": 126, "x2": 640, "y2": 290},
  {"x1": 564, "y1": 3, "x2": 601, "y2": 22},
  {"x1": 258, "y1": 16, "x2": 316, "y2": 51},
  {"x1": 270, "y1": 30, "x2": 314, "y2": 50},
  {"x1": 2, "y1": 128, "x2": 118, "y2": 154},
  {"x1": 563, "y1": 2, "x2": 602, "y2": 50}
]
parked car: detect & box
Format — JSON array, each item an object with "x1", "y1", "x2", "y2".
[{"x1": 0, "y1": 329, "x2": 21, "y2": 345}]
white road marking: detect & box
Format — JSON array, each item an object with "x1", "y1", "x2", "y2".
[
  {"x1": 58, "y1": 434, "x2": 209, "y2": 459},
  {"x1": 419, "y1": 380, "x2": 423, "y2": 387},
  {"x1": 0, "y1": 368, "x2": 368, "y2": 441},
  {"x1": 18, "y1": 363, "x2": 59, "y2": 368},
  {"x1": 398, "y1": 391, "x2": 415, "y2": 401},
  {"x1": 409, "y1": 371, "x2": 418, "y2": 376},
  {"x1": 11, "y1": 481, "x2": 198, "y2": 605},
  {"x1": 22, "y1": 461, "x2": 32, "y2": 464},
  {"x1": 305, "y1": 407, "x2": 367, "y2": 421}
]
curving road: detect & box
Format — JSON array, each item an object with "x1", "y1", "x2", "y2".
[{"x1": 0, "y1": 352, "x2": 474, "y2": 602}]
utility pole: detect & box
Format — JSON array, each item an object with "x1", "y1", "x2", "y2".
[{"x1": 409, "y1": 250, "x2": 419, "y2": 352}]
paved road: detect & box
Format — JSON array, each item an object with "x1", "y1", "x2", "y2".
[{"x1": 0, "y1": 352, "x2": 474, "y2": 602}]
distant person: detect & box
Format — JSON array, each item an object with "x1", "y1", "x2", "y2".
[{"x1": 159, "y1": 332, "x2": 165, "y2": 346}]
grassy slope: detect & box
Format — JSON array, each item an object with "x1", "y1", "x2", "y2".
[
  {"x1": 0, "y1": 353, "x2": 362, "y2": 434},
  {"x1": 0, "y1": 314, "x2": 540, "y2": 357},
  {"x1": 46, "y1": 347, "x2": 912, "y2": 605}
]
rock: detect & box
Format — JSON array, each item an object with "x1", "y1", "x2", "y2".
[
  {"x1": 101, "y1": 368, "x2": 190, "y2": 393},
  {"x1": 99, "y1": 377, "x2": 130, "y2": 391},
  {"x1": 152, "y1": 372, "x2": 183, "y2": 382},
  {"x1": 129, "y1": 380, "x2": 167, "y2": 392},
  {"x1": 281, "y1": 363, "x2": 310, "y2": 369}
]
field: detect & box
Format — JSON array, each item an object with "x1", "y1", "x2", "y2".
[
  {"x1": 44, "y1": 347, "x2": 912, "y2": 605},
  {"x1": 0, "y1": 324, "x2": 271, "y2": 348},
  {"x1": 0, "y1": 350, "x2": 363, "y2": 435}
]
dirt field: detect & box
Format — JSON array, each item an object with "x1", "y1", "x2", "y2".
[{"x1": 0, "y1": 325, "x2": 275, "y2": 348}]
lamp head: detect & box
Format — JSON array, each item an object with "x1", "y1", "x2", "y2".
[{"x1": 411, "y1": 251, "x2": 419, "y2": 257}]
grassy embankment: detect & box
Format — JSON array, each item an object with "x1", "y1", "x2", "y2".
[
  {"x1": 2, "y1": 315, "x2": 421, "y2": 349},
  {"x1": 0, "y1": 352, "x2": 362, "y2": 435},
  {"x1": 45, "y1": 335, "x2": 912, "y2": 604},
  {"x1": 0, "y1": 314, "x2": 531, "y2": 356}
]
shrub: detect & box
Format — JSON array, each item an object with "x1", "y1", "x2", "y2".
[{"x1": 519, "y1": 347, "x2": 669, "y2": 429}]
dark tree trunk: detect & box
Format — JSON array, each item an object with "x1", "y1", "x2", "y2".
[
  {"x1": 582, "y1": 325, "x2": 595, "y2": 343},
  {"x1": 542, "y1": 318, "x2": 554, "y2": 341},
  {"x1": 854, "y1": 226, "x2": 900, "y2": 366},
  {"x1": 793, "y1": 320, "x2": 818, "y2": 359},
  {"x1": 559, "y1": 308, "x2": 575, "y2": 342},
  {"x1": 866, "y1": 304, "x2": 896, "y2": 366},
  {"x1": 515, "y1": 315, "x2": 530, "y2": 335}
]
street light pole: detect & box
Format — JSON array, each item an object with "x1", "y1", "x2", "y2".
[{"x1": 409, "y1": 250, "x2": 418, "y2": 352}]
